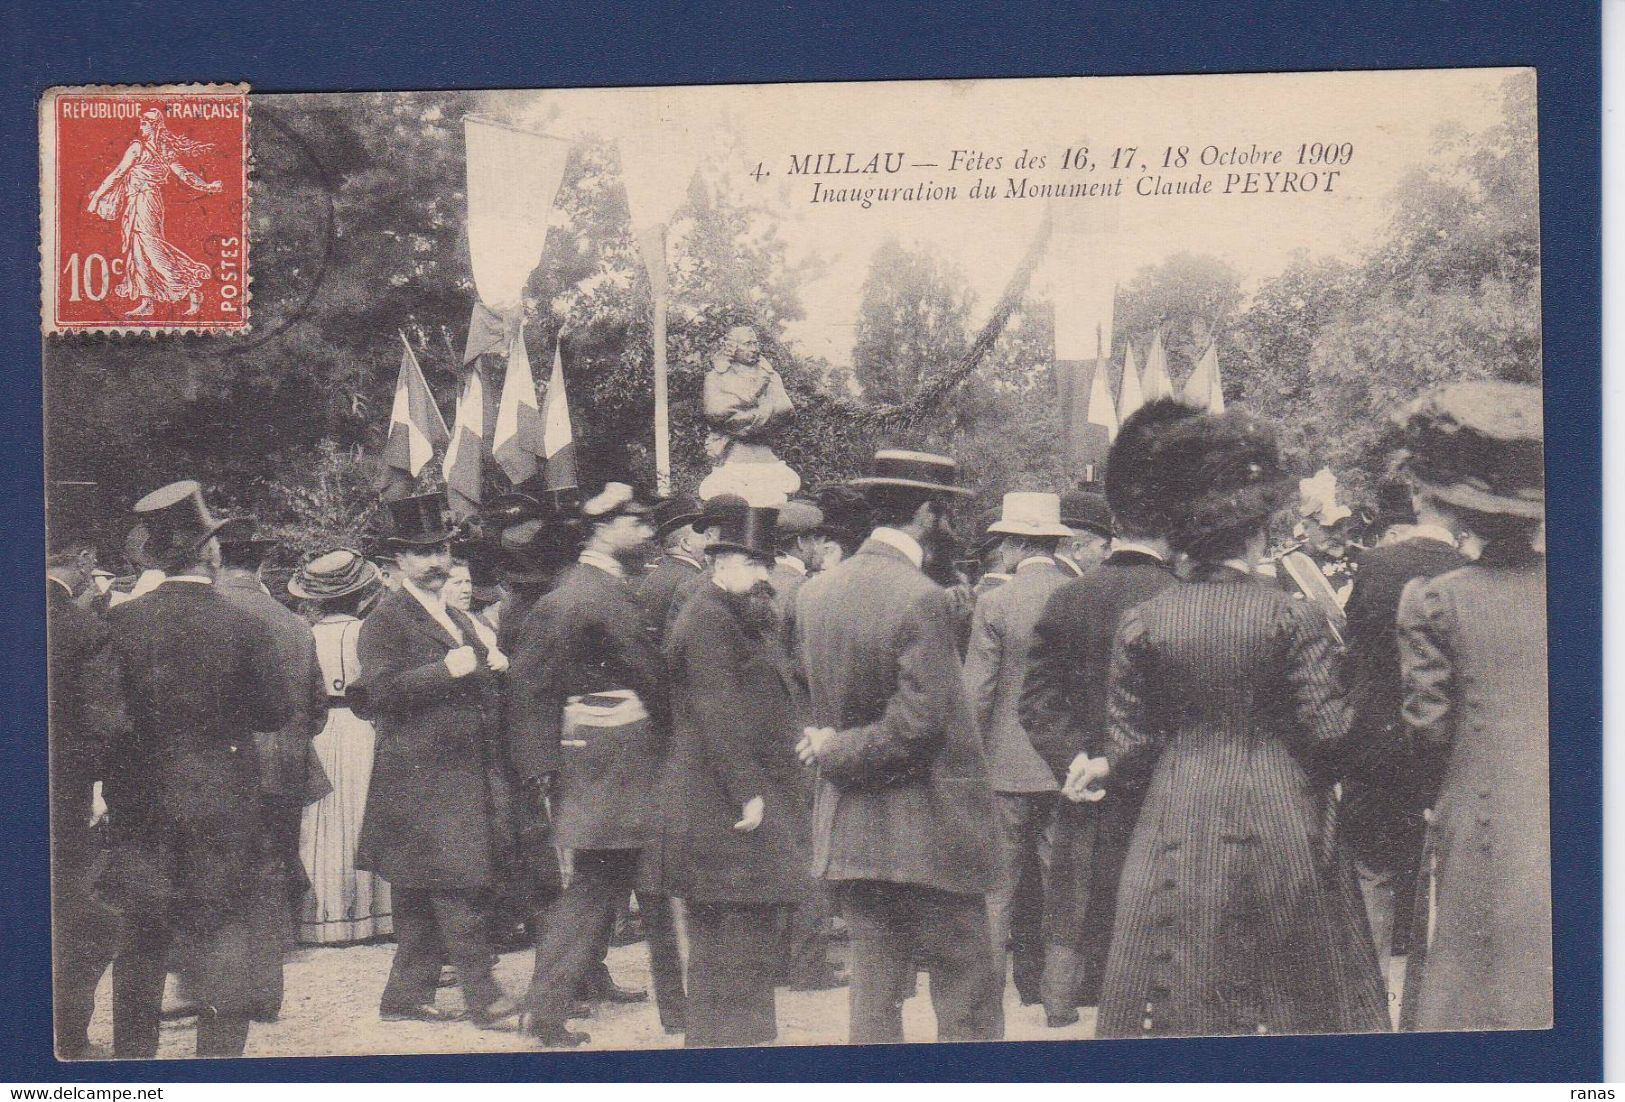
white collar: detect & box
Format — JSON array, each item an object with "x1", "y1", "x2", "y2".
[
  {"x1": 1014, "y1": 555, "x2": 1055, "y2": 574},
  {"x1": 132, "y1": 569, "x2": 167, "y2": 596},
  {"x1": 1111, "y1": 540, "x2": 1166, "y2": 562},
  {"x1": 870, "y1": 527, "x2": 924, "y2": 569},
  {"x1": 1406, "y1": 524, "x2": 1458, "y2": 548},
  {"x1": 580, "y1": 549, "x2": 625, "y2": 579},
  {"x1": 1220, "y1": 558, "x2": 1254, "y2": 576},
  {"x1": 775, "y1": 553, "x2": 808, "y2": 576},
  {"x1": 162, "y1": 574, "x2": 213, "y2": 586}
]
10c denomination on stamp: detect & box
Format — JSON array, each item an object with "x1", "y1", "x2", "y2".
[{"x1": 40, "y1": 83, "x2": 250, "y2": 335}]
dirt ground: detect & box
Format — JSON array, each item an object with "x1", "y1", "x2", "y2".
[{"x1": 80, "y1": 934, "x2": 1403, "y2": 1059}]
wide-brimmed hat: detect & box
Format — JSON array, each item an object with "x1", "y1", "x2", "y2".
[
  {"x1": 849, "y1": 449, "x2": 975, "y2": 496},
  {"x1": 1105, "y1": 398, "x2": 1203, "y2": 536},
  {"x1": 581, "y1": 482, "x2": 651, "y2": 523},
  {"x1": 132, "y1": 480, "x2": 231, "y2": 565},
  {"x1": 703, "y1": 495, "x2": 778, "y2": 562},
  {"x1": 809, "y1": 484, "x2": 872, "y2": 546},
  {"x1": 1395, "y1": 380, "x2": 1544, "y2": 519},
  {"x1": 652, "y1": 493, "x2": 705, "y2": 539},
  {"x1": 383, "y1": 491, "x2": 455, "y2": 547},
  {"x1": 289, "y1": 548, "x2": 382, "y2": 602},
  {"x1": 1060, "y1": 488, "x2": 1113, "y2": 539},
  {"x1": 987, "y1": 492, "x2": 1075, "y2": 538}
]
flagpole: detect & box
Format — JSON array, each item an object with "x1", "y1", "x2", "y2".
[{"x1": 640, "y1": 223, "x2": 673, "y2": 497}]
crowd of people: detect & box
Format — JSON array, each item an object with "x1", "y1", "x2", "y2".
[{"x1": 44, "y1": 378, "x2": 1549, "y2": 1058}]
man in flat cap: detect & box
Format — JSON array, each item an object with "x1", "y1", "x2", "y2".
[
  {"x1": 99, "y1": 481, "x2": 293, "y2": 1058},
  {"x1": 510, "y1": 483, "x2": 685, "y2": 1047},
  {"x1": 795, "y1": 449, "x2": 1002, "y2": 1043}
]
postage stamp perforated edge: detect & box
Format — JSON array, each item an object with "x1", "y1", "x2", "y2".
[{"x1": 39, "y1": 82, "x2": 252, "y2": 338}]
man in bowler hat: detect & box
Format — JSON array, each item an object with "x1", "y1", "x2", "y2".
[
  {"x1": 99, "y1": 481, "x2": 293, "y2": 1057},
  {"x1": 349, "y1": 491, "x2": 521, "y2": 1028},
  {"x1": 795, "y1": 449, "x2": 1003, "y2": 1043}
]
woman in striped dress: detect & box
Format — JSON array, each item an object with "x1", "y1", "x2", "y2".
[
  {"x1": 1069, "y1": 409, "x2": 1388, "y2": 1038},
  {"x1": 292, "y1": 550, "x2": 393, "y2": 944}
]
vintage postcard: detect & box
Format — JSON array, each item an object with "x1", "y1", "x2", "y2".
[{"x1": 40, "y1": 68, "x2": 1546, "y2": 1060}]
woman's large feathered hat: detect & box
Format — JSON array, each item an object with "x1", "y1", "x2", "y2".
[
  {"x1": 1146, "y1": 407, "x2": 1295, "y2": 550},
  {"x1": 1393, "y1": 380, "x2": 1543, "y2": 519}
]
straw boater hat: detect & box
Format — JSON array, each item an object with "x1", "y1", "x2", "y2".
[
  {"x1": 132, "y1": 480, "x2": 232, "y2": 565},
  {"x1": 848, "y1": 449, "x2": 976, "y2": 496},
  {"x1": 702, "y1": 495, "x2": 779, "y2": 563},
  {"x1": 581, "y1": 482, "x2": 651, "y2": 523},
  {"x1": 289, "y1": 548, "x2": 381, "y2": 602},
  {"x1": 1394, "y1": 380, "x2": 1544, "y2": 519},
  {"x1": 986, "y1": 492, "x2": 1075, "y2": 539}
]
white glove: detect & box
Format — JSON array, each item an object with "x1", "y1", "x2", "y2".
[
  {"x1": 485, "y1": 647, "x2": 510, "y2": 673},
  {"x1": 444, "y1": 646, "x2": 478, "y2": 678}
]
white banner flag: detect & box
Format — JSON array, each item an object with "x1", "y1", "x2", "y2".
[
  {"x1": 464, "y1": 116, "x2": 573, "y2": 315},
  {"x1": 618, "y1": 90, "x2": 708, "y2": 235}
]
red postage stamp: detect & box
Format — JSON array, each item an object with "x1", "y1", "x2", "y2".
[{"x1": 40, "y1": 83, "x2": 249, "y2": 334}]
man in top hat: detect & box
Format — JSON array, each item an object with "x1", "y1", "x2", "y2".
[
  {"x1": 636, "y1": 493, "x2": 713, "y2": 642},
  {"x1": 214, "y1": 518, "x2": 330, "y2": 927},
  {"x1": 962, "y1": 491, "x2": 1074, "y2": 1007},
  {"x1": 45, "y1": 508, "x2": 124, "y2": 1058},
  {"x1": 509, "y1": 483, "x2": 686, "y2": 1047},
  {"x1": 1386, "y1": 381, "x2": 1549, "y2": 1032},
  {"x1": 348, "y1": 491, "x2": 521, "y2": 1029},
  {"x1": 795, "y1": 449, "x2": 1003, "y2": 1043},
  {"x1": 98, "y1": 481, "x2": 294, "y2": 1058},
  {"x1": 647, "y1": 498, "x2": 814, "y2": 1046},
  {"x1": 1020, "y1": 399, "x2": 1195, "y2": 1024},
  {"x1": 1055, "y1": 486, "x2": 1113, "y2": 579}
]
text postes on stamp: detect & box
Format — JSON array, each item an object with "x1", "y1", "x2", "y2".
[{"x1": 40, "y1": 83, "x2": 249, "y2": 335}]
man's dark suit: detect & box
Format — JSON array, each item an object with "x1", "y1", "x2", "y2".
[
  {"x1": 796, "y1": 537, "x2": 1002, "y2": 1043},
  {"x1": 636, "y1": 551, "x2": 705, "y2": 637},
  {"x1": 1019, "y1": 549, "x2": 1175, "y2": 1012},
  {"x1": 509, "y1": 558, "x2": 686, "y2": 1032},
  {"x1": 1339, "y1": 533, "x2": 1466, "y2": 964},
  {"x1": 100, "y1": 578, "x2": 292, "y2": 1058},
  {"x1": 47, "y1": 579, "x2": 122, "y2": 1057},
  {"x1": 352, "y1": 585, "x2": 518, "y2": 1017},
  {"x1": 216, "y1": 573, "x2": 328, "y2": 923}
]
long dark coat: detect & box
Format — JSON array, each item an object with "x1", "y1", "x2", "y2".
[
  {"x1": 1018, "y1": 550, "x2": 1175, "y2": 987},
  {"x1": 646, "y1": 582, "x2": 812, "y2": 903},
  {"x1": 637, "y1": 552, "x2": 705, "y2": 643},
  {"x1": 1096, "y1": 566, "x2": 1388, "y2": 1038},
  {"x1": 100, "y1": 579, "x2": 293, "y2": 1016},
  {"x1": 1397, "y1": 548, "x2": 1550, "y2": 1031},
  {"x1": 351, "y1": 587, "x2": 516, "y2": 891},
  {"x1": 507, "y1": 560, "x2": 669, "y2": 850},
  {"x1": 794, "y1": 539, "x2": 997, "y2": 896}
]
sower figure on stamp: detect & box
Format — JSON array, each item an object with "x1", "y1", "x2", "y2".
[
  {"x1": 648, "y1": 498, "x2": 814, "y2": 1046},
  {"x1": 99, "y1": 481, "x2": 293, "y2": 1058},
  {"x1": 962, "y1": 492, "x2": 1075, "y2": 1008},
  {"x1": 1019, "y1": 399, "x2": 1193, "y2": 1024},
  {"x1": 509, "y1": 484, "x2": 686, "y2": 1048},
  {"x1": 349, "y1": 492, "x2": 522, "y2": 1029},
  {"x1": 46, "y1": 501, "x2": 123, "y2": 1059},
  {"x1": 795, "y1": 450, "x2": 1003, "y2": 1044}
]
